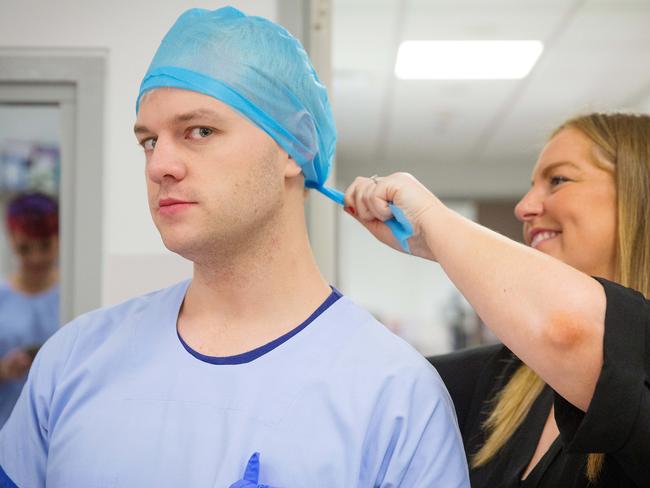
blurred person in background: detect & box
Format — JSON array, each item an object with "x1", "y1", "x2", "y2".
[{"x1": 0, "y1": 192, "x2": 59, "y2": 427}]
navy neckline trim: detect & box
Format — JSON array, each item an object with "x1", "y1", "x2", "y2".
[
  {"x1": 0, "y1": 465, "x2": 19, "y2": 488},
  {"x1": 177, "y1": 288, "x2": 342, "y2": 365}
]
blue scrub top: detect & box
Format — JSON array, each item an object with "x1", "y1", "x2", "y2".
[
  {"x1": 0, "y1": 281, "x2": 469, "y2": 487},
  {"x1": 0, "y1": 281, "x2": 59, "y2": 427}
]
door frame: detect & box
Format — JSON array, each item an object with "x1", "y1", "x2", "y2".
[{"x1": 0, "y1": 49, "x2": 106, "y2": 322}]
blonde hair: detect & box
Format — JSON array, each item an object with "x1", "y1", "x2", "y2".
[{"x1": 472, "y1": 113, "x2": 650, "y2": 481}]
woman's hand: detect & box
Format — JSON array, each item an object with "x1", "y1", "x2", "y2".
[
  {"x1": 0, "y1": 349, "x2": 32, "y2": 381},
  {"x1": 343, "y1": 172, "x2": 444, "y2": 260}
]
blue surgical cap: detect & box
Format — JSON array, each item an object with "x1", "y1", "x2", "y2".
[{"x1": 136, "y1": 6, "x2": 337, "y2": 199}]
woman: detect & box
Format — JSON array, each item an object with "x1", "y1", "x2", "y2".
[
  {"x1": 344, "y1": 112, "x2": 649, "y2": 487},
  {"x1": 0, "y1": 192, "x2": 60, "y2": 427}
]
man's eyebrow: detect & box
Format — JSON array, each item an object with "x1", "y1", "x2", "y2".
[
  {"x1": 133, "y1": 124, "x2": 151, "y2": 135},
  {"x1": 133, "y1": 109, "x2": 227, "y2": 135},
  {"x1": 172, "y1": 109, "x2": 227, "y2": 124}
]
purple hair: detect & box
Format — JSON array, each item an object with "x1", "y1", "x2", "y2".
[{"x1": 6, "y1": 192, "x2": 59, "y2": 239}]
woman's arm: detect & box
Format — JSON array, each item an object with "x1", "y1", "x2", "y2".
[{"x1": 345, "y1": 173, "x2": 607, "y2": 411}]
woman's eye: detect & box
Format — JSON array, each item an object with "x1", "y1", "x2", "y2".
[
  {"x1": 142, "y1": 138, "x2": 156, "y2": 151},
  {"x1": 550, "y1": 175, "x2": 569, "y2": 187},
  {"x1": 188, "y1": 127, "x2": 214, "y2": 139}
]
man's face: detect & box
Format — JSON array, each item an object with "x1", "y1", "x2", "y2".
[{"x1": 134, "y1": 88, "x2": 292, "y2": 261}]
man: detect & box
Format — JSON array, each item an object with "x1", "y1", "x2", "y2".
[{"x1": 0, "y1": 7, "x2": 468, "y2": 487}]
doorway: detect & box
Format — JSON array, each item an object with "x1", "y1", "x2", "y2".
[{"x1": 0, "y1": 51, "x2": 105, "y2": 322}]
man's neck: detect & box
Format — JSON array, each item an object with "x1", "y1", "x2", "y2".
[{"x1": 177, "y1": 219, "x2": 331, "y2": 357}]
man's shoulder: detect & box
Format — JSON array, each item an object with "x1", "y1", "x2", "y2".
[
  {"x1": 37, "y1": 280, "x2": 189, "y2": 364},
  {"x1": 324, "y1": 296, "x2": 457, "y2": 430},
  {"x1": 79, "y1": 280, "x2": 188, "y2": 326},
  {"x1": 325, "y1": 295, "x2": 437, "y2": 378},
  {"x1": 64, "y1": 280, "x2": 187, "y2": 333}
]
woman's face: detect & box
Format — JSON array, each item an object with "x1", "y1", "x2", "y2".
[
  {"x1": 514, "y1": 128, "x2": 617, "y2": 279},
  {"x1": 10, "y1": 231, "x2": 59, "y2": 278}
]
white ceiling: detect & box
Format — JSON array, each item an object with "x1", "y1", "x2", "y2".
[{"x1": 331, "y1": 0, "x2": 650, "y2": 198}]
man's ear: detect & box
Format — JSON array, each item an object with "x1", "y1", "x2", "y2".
[{"x1": 284, "y1": 153, "x2": 303, "y2": 178}]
